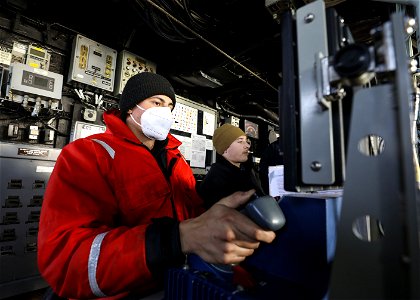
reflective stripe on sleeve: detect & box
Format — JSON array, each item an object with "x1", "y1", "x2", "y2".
[
  {"x1": 88, "y1": 232, "x2": 109, "y2": 297},
  {"x1": 92, "y1": 139, "x2": 115, "y2": 159}
]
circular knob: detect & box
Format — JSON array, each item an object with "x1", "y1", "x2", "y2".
[{"x1": 333, "y1": 44, "x2": 371, "y2": 80}]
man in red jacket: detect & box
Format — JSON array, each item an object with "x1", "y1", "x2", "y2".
[{"x1": 37, "y1": 72, "x2": 276, "y2": 299}]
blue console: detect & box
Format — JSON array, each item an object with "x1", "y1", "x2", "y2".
[{"x1": 164, "y1": 194, "x2": 342, "y2": 300}]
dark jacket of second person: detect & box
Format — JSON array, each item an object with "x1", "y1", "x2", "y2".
[{"x1": 197, "y1": 155, "x2": 261, "y2": 209}]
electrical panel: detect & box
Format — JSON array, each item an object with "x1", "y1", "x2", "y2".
[
  {"x1": 170, "y1": 95, "x2": 217, "y2": 174},
  {"x1": 0, "y1": 45, "x2": 12, "y2": 66},
  {"x1": 68, "y1": 34, "x2": 117, "y2": 92},
  {"x1": 114, "y1": 50, "x2": 156, "y2": 95},
  {"x1": 11, "y1": 42, "x2": 27, "y2": 65},
  {"x1": 0, "y1": 143, "x2": 61, "y2": 298},
  {"x1": 71, "y1": 121, "x2": 106, "y2": 142},
  {"x1": 226, "y1": 116, "x2": 240, "y2": 127},
  {"x1": 25, "y1": 44, "x2": 51, "y2": 70},
  {"x1": 8, "y1": 62, "x2": 63, "y2": 100}
]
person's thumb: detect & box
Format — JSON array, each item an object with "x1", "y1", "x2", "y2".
[{"x1": 217, "y1": 189, "x2": 256, "y2": 209}]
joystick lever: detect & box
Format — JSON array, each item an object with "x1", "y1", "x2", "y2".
[{"x1": 241, "y1": 194, "x2": 286, "y2": 231}]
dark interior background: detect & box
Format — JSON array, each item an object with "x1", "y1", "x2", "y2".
[{"x1": 0, "y1": 0, "x2": 399, "y2": 124}]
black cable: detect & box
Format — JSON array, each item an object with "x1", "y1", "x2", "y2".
[
  {"x1": 36, "y1": 117, "x2": 69, "y2": 137},
  {"x1": 134, "y1": 0, "x2": 185, "y2": 43},
  {"x1": 0, "y1": 115, "x2": 28, "y2": 121},
  {"x1": 150, "y1": 2, "x2": 194, "y2": 42},
  {"x1": 177, "y1": 0, "x2": 209, "y2": 32},
  {"x1": 133, "y1": 0, "x2": 208, "y2": 43}
]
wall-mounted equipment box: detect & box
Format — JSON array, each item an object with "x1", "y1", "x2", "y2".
[
  {"x1": 68, "y1": 34, "x2": 117, "y2": 92},
  {"x1": 26, "y1": 44, "x2": 51, "y2": 70},
  {"x1": 114, "y1": 50, "x2": 156, "y2": 95},
  {"x1": 8, "y1": 63, "x2": 63, "y2": 99},
  {"x1": 170, "y1": 95, "x2": 218, "y2": 174},
  {"x1": 71, "y1": 121, "x2": 106, "y2": 142},
  {"x1": 0, "y1": 142, "x2": 61, "y2": 299}
]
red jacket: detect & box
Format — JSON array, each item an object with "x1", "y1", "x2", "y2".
[{"x1": 38, "y1": 110, "x2": 204, "y2": 299}]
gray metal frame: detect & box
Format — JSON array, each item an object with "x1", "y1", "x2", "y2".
[
  {"x1": 328, "y1": 11, "x2": 420, "y2": 299},
  {"x1": 296, "y1": 0, "x2": 336, "y2": 185}
]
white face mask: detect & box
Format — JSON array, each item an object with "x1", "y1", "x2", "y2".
[{"x1": 130, "y1": 104, "x2": 174, "y2": 140}]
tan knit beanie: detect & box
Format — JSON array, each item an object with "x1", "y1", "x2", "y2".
[{"x1": 212, "y1": 124, "x2": 246, "y2": 155}]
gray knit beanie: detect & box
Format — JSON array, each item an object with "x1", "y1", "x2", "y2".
[{"x1": 119, "y1": 72, "x2": 176, "y2": 120}]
